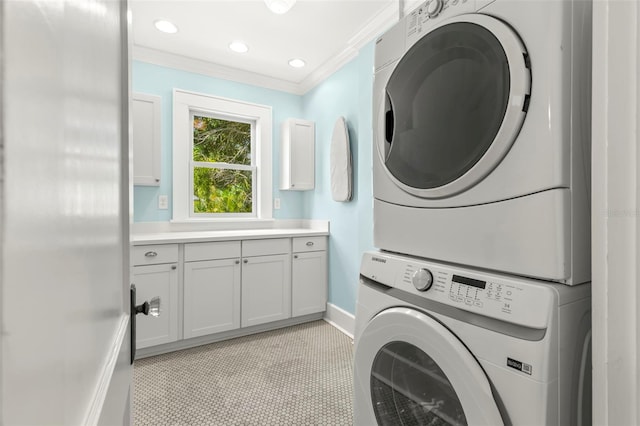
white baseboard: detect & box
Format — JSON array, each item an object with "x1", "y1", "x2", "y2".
[
  {"x1": 323, "y1": 303, "x2": 355, "y2": 339},
  {"x1": 137, "y1": 313, "x2": 324, "y2": 359}
]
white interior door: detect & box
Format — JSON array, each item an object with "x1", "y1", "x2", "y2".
[{"x1": 1, "y1": 0, "x2": 133, "y2": 424}]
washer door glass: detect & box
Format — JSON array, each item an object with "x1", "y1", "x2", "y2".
[
  {"x1": 353, "y1": 307, "x2": 504, "y2": 425},
  {"x1": 379, "y1": 15, "x2": 530, "y2": 198},
  {"x1": 371, "y1": 341, "x2": 467, "y2": 425}
]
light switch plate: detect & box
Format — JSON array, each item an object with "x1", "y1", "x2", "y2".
[
  {"x1": 158, "y1": 195, "x2": 169, "y2": 210},
  {"x1": 274, "y1": 198, "x2": 281, "y2": 209}
]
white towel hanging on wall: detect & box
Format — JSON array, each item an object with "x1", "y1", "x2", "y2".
[{"x1": 330, "y1": 116, "x2": 353, "y2": 202}]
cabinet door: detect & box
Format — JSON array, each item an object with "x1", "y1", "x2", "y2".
[
  {"x1": 290, "y1": 120, "x2": 315, "y2": 190},
  {"x1": 241, "y1": 254, "x2": 291, "y2": 327},
  {"x1": 281, "y1": 119, "x2": 315, "y2": 190},
  {"x1": 133, "y1": 263, "x2": 178, "y2": 349},
  {"x1": 292, "y1": 251, "x2": 328, "y2": 316},
  {"x1": 184, "y1": 259, "x2": 241, "y2": 339},
  {"x1": 132, "y1": 93, "x2": 161, "y2": 186}
]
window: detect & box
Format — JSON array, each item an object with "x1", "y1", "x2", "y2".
[
  {"x1": 192, "y1": 114, "x2": 254, "y2": 215},
  {"x1": 173, "y1": 90, "x2": 272, "y2": 221}
]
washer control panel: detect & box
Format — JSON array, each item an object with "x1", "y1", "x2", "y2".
[
  {"x1": 361, "y1": 251, "x2": 554, "y2": 329},
  {"x1": 412, "y1": 268, "x2": 433, "y2": 291}
]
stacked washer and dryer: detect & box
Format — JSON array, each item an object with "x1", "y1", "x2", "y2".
[{"x1": 354, "y1": 0, "x2": 593, "y2": 425}]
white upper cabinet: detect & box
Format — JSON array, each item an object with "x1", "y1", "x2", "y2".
[
  {"x1": 280, "y1": 118, "x2": 315, "y2": 190},
  {"x1": 133, "y1": 93, "x2": 162, "y2": 186}
]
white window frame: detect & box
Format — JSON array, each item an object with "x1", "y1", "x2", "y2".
[{"x1": 173, "y1": 89, "x2": 272, "y2": 221}]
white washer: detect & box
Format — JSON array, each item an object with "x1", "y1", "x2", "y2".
[
  {"x1": 354, "y1": 251, "x2": 592, "y2": 425},
  {"x1": 373, "y1": 0, "x2": 592, "y2": 284}
]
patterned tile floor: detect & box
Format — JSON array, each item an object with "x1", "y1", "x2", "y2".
[{"x1": 133, "y1": 320, "x2": 354, "y2": 425}]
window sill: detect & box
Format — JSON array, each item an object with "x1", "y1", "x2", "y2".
[{"x1": 169, "y1": 217, "x2": 275, "y2": 230}]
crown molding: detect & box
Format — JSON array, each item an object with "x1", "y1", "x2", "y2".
[
  {"x1": 133, "y1": 2, "x2": 401, "y2": 96},
  {"x1": 297, "y1": 1, "x2": 400, "y2": 94},
  {"x1": 133, "y1": 46, "x2": 303, "y2": 94}
]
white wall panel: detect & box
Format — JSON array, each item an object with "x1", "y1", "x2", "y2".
[{"x1": 592, "y1": 1, "x2": 640, "y2": 424}]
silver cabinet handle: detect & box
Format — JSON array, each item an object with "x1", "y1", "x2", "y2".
[
  {"x1": 306, "y1": 241, "x2": 314, "y2": 247},
  {"x1": 243, "y1": 259, "x2": 248, "y2": 264},
  {"x1": 294, "y1": 255, "x2": 299, "y2": 259},
  {"x1": 145, "y1": 251, "x2": 158, "y2": 257},
  {"x1": 235, "y1": 259, "x2": 240, "y2": 264},
  {"x1": 171, "y1": 265, "x2": 177, "y2": 270}
]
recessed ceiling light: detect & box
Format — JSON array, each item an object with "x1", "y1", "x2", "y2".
[
  {"x1": 229, "y1": 41, "x2": 249, "y2": 54},
  {"x1": 264, "y1": 0, "x2": 296, "y2": 14},
  {"x1": 288, "y1": 58, "x2": 306, "y2": 68},
  {"x1": 154, "y1": 19, "x2": 178, "y2": 34}
]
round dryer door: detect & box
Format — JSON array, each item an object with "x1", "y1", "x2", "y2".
[
  {"x1": 378, "y1": 14, "x2": 531, "y2": 199},
  {"x1": 354, "y1": 307, "x2": 504, "y2": 425}
]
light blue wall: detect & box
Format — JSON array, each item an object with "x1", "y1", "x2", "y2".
[
  {"x1": 132, "y1": 61, "x2": 305, "y2": 222},
  {"x1": 301, "y1": 42, "x2": 376, "y2": 314},
  {"x1": 133, "y1": 44, "x2": 376, "y2": 315}
]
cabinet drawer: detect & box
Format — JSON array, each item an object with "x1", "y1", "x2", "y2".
[
  {"x1": 293, "y1": 236, "x2": 327, "y2": 253},
  {"x1": 185, "y1": 241, "x2": 241, "y2": 262},
  {"x1": 133, "y1": 244, "x2": 179, "y2": 266},
  {"x1": 242, "y1": 238, "x2": 290, "y2": 257}
]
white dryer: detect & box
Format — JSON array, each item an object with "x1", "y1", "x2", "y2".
[
  {"x1": 372, "y1": 0, "x2": 592, "y2": 284},
  {"x1": 354, "y1": 251, "x2": 592, "y2": 425}
]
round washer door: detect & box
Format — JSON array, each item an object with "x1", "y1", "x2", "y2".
[
  {"x1": 377, "y1": 14, "x2": 530, "y2": 199},
  {"x1": 354, "y1": 307, "x2": 504, "y2": 425}
]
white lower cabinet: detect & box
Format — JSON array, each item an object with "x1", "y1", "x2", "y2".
[
  {"x1": 241, "y1": 238, "x2": 291, "y2": 327},
  {"x1": 183, "y1": 258, "x2": 241, "y2": 338},
  {"x1": 241, "y1": 253, "x2": 292, "y2": 327},
  {"x1": 292, "y1": 250, "x2": 327, "y2": 316},
  {"x1": 133, "y1": 263, "x2": 179, "y2": 349},
  {"x1": 291, "y1": 236, "x2": 328, "y2": 316},
  {"x1": 183, "y1": 241, "x2": 242, "y2": 339},
  {"x1": 134, "y1": 235, "x2": 327, "y2": 355}
]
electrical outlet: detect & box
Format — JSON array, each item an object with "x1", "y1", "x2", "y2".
[
  {"x1": 158, "y1": 195, "x2": 169, "y2": 210},
  {"x1": 274, "y1": 198, "x2": 281, "y2": 209}
]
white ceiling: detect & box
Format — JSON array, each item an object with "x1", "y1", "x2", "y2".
[{"x1": 131, "y1": 0, "x2": 405, "y2": 94}]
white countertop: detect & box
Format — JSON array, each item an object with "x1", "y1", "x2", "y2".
[
  {"x1": 132, "y1": 219, "x2": 330, "y2": 245},
  {"x1": 133, "y1": 228, "x2": 328, "y2": 245}
]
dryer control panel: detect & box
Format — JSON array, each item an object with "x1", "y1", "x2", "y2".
[
  {"x1": 406, "y1": 0, "x2": 475, "y2": 46},
  {"x1": 360, "y1": 251, "x2": 557, "y2": 329},
  {"x1": 405, "y1": 0, "x2": 498, "y2": 49}
]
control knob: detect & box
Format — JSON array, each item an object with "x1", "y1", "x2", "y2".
[
  {"x1": 412, "y1": 268, "x2": 434, "y2": 291},
  {"x1": 426, "y1": 0, "x2": 443, "y2": 18}
]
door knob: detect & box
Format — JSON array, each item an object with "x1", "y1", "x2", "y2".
[
  {"x1": 148, "y1": 297, "x2": 160, "y2": 317},
  {"x1": 130, "y1": 285, "x2": 161, "y2": 364},
  {"x1": 135, "y1": 296, "x2": 161, "y2": 317}
]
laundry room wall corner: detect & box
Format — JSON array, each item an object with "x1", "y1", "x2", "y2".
[{"x1": 302, "y1": 41, "x2": 376, "y2": 316}]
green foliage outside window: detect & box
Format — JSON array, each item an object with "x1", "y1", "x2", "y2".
[{"x1": 192, "y1": 116, "x2": 253, "y2": 214}]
